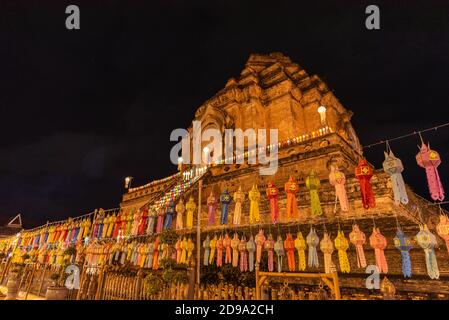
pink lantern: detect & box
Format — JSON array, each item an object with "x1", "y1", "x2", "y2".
[
  {"x1": 329, "y1": 165, "x2": 349, "y2": 212},
  {"x1": 416, "y1": 143, "x2": 445, "y2": 201},
  {"x1": 349, "y1": 224, "x2": 367, "y2": 268},
  {"x1": 369, "y1": 227, "x2": 388, "y2": 273}
]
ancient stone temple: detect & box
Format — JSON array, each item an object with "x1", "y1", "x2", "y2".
[
  {"x1": 3, "y1": 52, "x2": 446, "y2": 301},
  {"x1": 121, "y1": 52, "x2": 448, "y2": 300}
]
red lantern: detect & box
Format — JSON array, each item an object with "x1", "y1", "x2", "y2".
[
  {"x1": 284, "y1": 233, "x2": 296, "y2": 271},
  {"x1": 284, "y1": 176, "x2": 299, "y2": 220},
  {"x1": 266, "y1": 181, "x2": 279, "y2": 224},
  {"x1": 355, "y1": 158, "x2": 376, "y2": 209}
]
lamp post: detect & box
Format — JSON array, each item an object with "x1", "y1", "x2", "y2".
[{"x1": 196, "y1": 179, "x2": 202, "y2": 287}]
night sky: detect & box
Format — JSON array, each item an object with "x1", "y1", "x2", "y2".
[{"x1": 1, "y1": 0, "x2": 448, "y2": 227}]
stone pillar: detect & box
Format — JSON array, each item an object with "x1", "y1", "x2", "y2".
[{"x1": 187, "y1": 261, "x2": 195, "y2": 299}]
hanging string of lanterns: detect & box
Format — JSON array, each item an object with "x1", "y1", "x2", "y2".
[
  {"x1": 1, "y1": 122, "x2": 448, "y2": 285},
  {"x1": 6, "y1": 213, "x2": 447, "y2": 281},
  {"x1": 2, "y1": 172, "x2": 448, "y2": 282}
]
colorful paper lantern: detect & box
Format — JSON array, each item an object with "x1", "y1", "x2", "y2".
[
  {"x1": 369, "y1": 227, "x2": 388, "y2": 273},
  {"x1": 306, "y1": 227, "x2": 319, "y2": 268},
  {"x1": 266, "y1": 181, "x2": 279, "y2": 224},
  {"x1": 203, "y1": 235, "x2": 210, "y2": 266},
  {"x1": 320, "y1": 232, "x2": 334, "y2": 274},
  {"x1": 246, "y1": 235, "x2": 256, "y2": 271},
  {"x1": 175, "y1": 199, "x2": 185, "y2": 231},
  {"x1": 274, "y1": 235, "x2": 285, "y2": 273},
  {"x1": 306, "y1": 171, "x2": 323, "y2": 216},
  {"x1": 185, "y1": 197, "x2": 196, "y2": 229},
  {"x1": 163, "y1": 201, "x2": 175, "y2": 229},
  {"x1": 284, "y1": 233, "x2": 296, "y2": 271},
  {"x1": 239, "y1": 235, "x2": 248, "y2": 272},
  {"x1": 416, "y1": 143, "x2": 445, "y2": 201},
  {"x1": 383, "y1": 149, "x2": 409, "y2": 205},
  {"x1": 355, "y1": 158, "x2": 376, "y2": 209},
  {"x1": 220, "y1": 188, "x2": 232, "y2": 225},
  {"x1": 209, "y1": 234, "x2": 217, "y2": 265},
  {"x1": 255, "y1": 229, "x2": 266, "y2": 264},
  {"x1": 393, "y1": 228, "x2": 412, "y2": 278},
  {"x1": 284, "y1": 176, "x2": 299, "y2": 220},
  {"x1": 334, "y1": 230, "x2": 350, "y2": 273},
  {"x1": 329, "y1": 166, "x2": 349, "y2": 212},
  {"x1": 224, "y1": 233, "x2": 232, "y2": 264},
  {"x1": 349, "y1": 224, "x2": 367, "y2": 268},
  {"x1": 249, "y1": 184, "x2": 261, "y2": 224},
  {"x1": 264, "y1": 234, "x2": 275, "y2": 272},
  {"x1": 232, "y1": 186, "x2": 245, "y2": 225},
  {"x1": 294, "y1": 232, "x2": 307, "y2": 271},
  {"x1": 231, "y1": 233, "x2": 240, "y2": 267},
  {"x1": 216, "y1": 235, "x2": 224, "y2": 267},
  {"x1": 416, "y1": 224, "x2": 440, "y2": 279}
]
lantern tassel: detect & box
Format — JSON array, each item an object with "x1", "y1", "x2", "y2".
[
  {"x1": 306, "y1": 171, "x2": 323, "y2": 216},
  {"x1": 424, "y1": 248, "x2": 440, "y2": 279},
  {"x1": 425, "y1": 165, "x2": 445, "y2": 201},
  {"x1": 308, "y1": 245, "x2": 319, "y2": 268},
  {"x1": 355, "y1": 244, "x2": 367, "y2": 268},
  {"x1": 335, "y1": 184, "x2": 349, "y2": 211},
  {"x1": 329, "y1": 166, "x2": 349, "y2": 212},
  {"x1": 374, "y1": 247, "x2": 388, "y2": 273},
  {"x1": 400, "y1": 251, "x2": 412, "y2": 278},
  {"x1": 416, "y1": 143, "x2": 445, "y2": 201},
  {"x1": 391, "y1": 173, "x2": 409, "y2": 205},
  {"x1": 274, "y1": 235, "x2": 285, "y2": 273},
  {"x1": 416, "y1": 225, "x2": 440, "y2": 279},
  {"x1": 307, "y1": 228, "x2": 319, "y2": 268}
]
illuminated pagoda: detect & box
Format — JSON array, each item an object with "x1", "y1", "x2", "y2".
[
  {"x1": 119, "y1": 53, "x2": 447, "y2": 300},
  {"x1": 2, "y1": 53, "x2": 447, "y2": 300}
]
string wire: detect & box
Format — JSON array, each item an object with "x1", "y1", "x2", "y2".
[
  {"x1": 362, "y1": 122, "x2": 449, "y2": 149},
  {"x1": 425, "y1": 201, "x2": 449, "y2": 207}
]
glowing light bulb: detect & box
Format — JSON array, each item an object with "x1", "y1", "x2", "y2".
[{"x1": 317, "y1": 105, "x2": 327, "y2": 126}]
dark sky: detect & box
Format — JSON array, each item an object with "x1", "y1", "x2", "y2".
[{"x1": 1, "y1": 0, "x2": 448, "y2": 227}]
